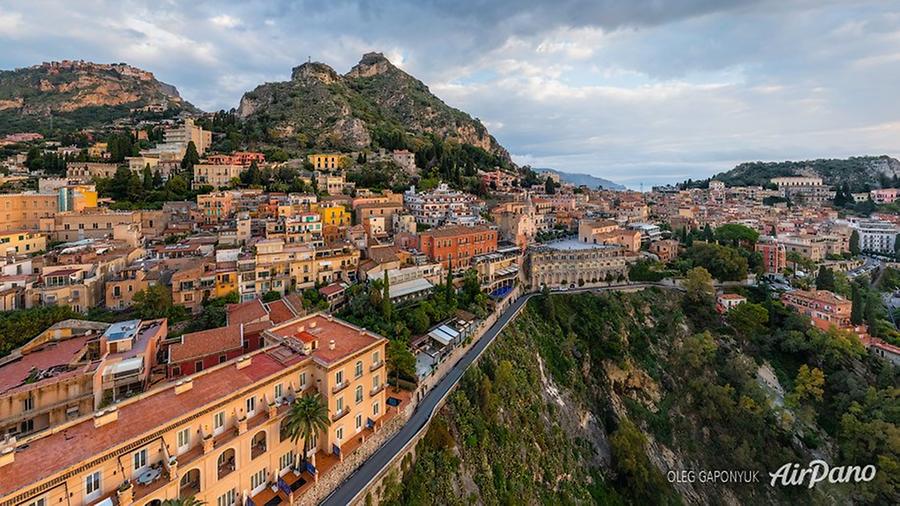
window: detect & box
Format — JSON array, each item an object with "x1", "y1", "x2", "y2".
[
  {"x1": 355, "y1": 414, "x2": 362, "y2": 431},
  {"x1": 246, "y1": 396, "x2": 256, "y2": 415},
  {"x1": 354, "y1": 361, "x2": 363, "y2": 378},
  {"x1": 279, "y1": 451, "x2": 295, "y2": 471},
  {"x1": 217, "y1": 489, "x2": 235, "y2": 506},
  {"x1": 251, "y1": 468, "x2": 267, "y2": 490},
  {"x1": 195, "y1": 361, "x2": 204, "y2": 372},
  {"x1": 274, "y1": 383, "x2": 283, "y2": 400},
  {"x1": 20, "y1": 419, "x2": 34, "y2": 433},
  {"x1": 335, "y1": 370, "x2": 344, "y2": 385},
  {"x1": 355, "y1": 386, "x2": 363, "y2": 404},
  {"x1": 336, "y1": 397, "x2": 344, "y2": 413},
  {"x1": 373, "y1": 374, "x2": 380, "y2": 390},
  {"x1": 177, "y1": 428, "x2": 190, "y2": 451},
  {"x1": 25, "y1": 498, "x2": 46, "y2": 506},
  {"x1": 85, "y1": 471, "x2": 101, "y2": 500},
  {"x1": 23, "y1": 396, "x2": 34, "y2": 411},
  {"x1": 336, "y1": 427, "x2": 344, "y2": 441},
  {"x1": 133, "y1": 448, "x2": 147, "y2": 471},
  {"x1": 213, "y1": 411, "x2": 225, "y2": 433},
  {"x1": 219, "y1": 355, "x2": 227, "y2": 364},
  {"x1": 373, "y1": 402, "x2": 380, "y2": 416},
  {"x1": 372, "y1": 351, "x2": 380, "y2": 364},
  {"x1": 299, "y1": 372, "x2": 307, "y2": 388}
]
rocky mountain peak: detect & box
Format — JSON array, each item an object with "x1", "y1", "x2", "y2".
[
  {"x1": 290, "y1": 61, "x2": 340, "y2": 84},
  {"x1": 346, "y1": 52, "x2": 397, "y2": 79}
]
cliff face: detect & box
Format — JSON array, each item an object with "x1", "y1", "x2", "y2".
[
  {"x1": 384, "y1": 290, "x2": 895, "y2": 505},
  {"x1": 0, "y1": 60, "x2": 198, "y2": 134},
  {"x1": 237, "y1": 52, "x2": 510, "y2": 161}
]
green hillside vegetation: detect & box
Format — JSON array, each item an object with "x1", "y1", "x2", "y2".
[
  {"x1": 381, "y1": 287, "x2": 898, "y2": 505},
  {"x1": 686, "y1": 156, "x2": 900, "y2": 190}
]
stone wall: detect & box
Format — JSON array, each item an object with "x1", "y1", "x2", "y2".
[{"x1": 297, "y1": 402, "x2": 412, "y2": 506}]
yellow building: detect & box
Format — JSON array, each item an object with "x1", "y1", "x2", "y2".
[
  {"x1": 194, "y1": 165, "x2": 243, "y2": 190},
  {"x1": 215, "y1": 264, "x2": 239, "y2": 298},
  {"x1": 58, "y1": 185, "x2": 98, "y2": 212},
  {"x1": 0, "y1": 193, "x2": 58, "y2": 232},
  {"x1": 0, "y1": 231, "x2": 47, "y2": 256},
  {"x1": 308, "y1": 153, "x2": 349, "y2": 171},
  {"x1": 87, "y1": 142, "x2": 108, "y2": 159},
  {"x1": 0, "y1": 314, "x2": 390, "y2": 506},
  {"x1": 319, "y1": 204, "x2": 352, "y2": 227}
]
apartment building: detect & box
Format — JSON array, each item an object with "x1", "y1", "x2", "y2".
[
  {"x1": 207, "y1": 152, "x2": 266, "y2": 168},
  {"x1": 355, "y1": 202, "x2": 403, "y2": 233},
  {"x1": 105, "y1": 265, "x2": 158, "y2": 310},
  {"x1": 649, "y1": 239, "x2": 680, "y2": 263},
  {"x1": 194, "y1": 164, "x2": 243, "y2": 190},
  {"x1": 308, "y1": 153, "x2": 349, "y2": 170},
  {"x1": 197, "y1": 192, "x2": 236, "y2": 224},
  {"x1": 578, "y1": 219, "x2": 642, "y2": 252},
  {"x1": 0, "y1": 231, "x2": 47, "y2": 256},
  {"x1": 171, "y1": 259, "x2": 216, "y2": 313},
  {"x1": 770, "y1": 176, "x2": 833, "y2": 204},
  {"x1": 870, "y1": 188, "x2": 899, "y2": 204},
  {"x1": 38, "y1": 210, "x2": 144, "y2": 243},
  {"x1": 57, "y1": 185, "x2": 98, "y2": 212},
  {"x1": 25, "y1": 265, "x2": 103, "y2": 313},
  {"x1": 418, "y1": 225, "x2": 498, "y2": 272},
  {"x1": 527, "y1": 240, "x2": 627, "y2": 289},
  {"x1": 781, "y1": 289, "x2": 852, "y2": 331},
  {"x1": 165, "y1": 118, "x2": 213, "y2": 155},
  {"x1": 852, "y1": 219, "x2": 898, "y2": 254},
  {"x1": 0, "y1": 193, "x2": 58, "y2": 232},
  {"x1": 0, "y1": 314, "x2": 388, "y2": 506},
  {"x1": 403, "y1": 183, "x2": 482, "y2": 227},
  {"x1": 472, "y1": 245, "x2": 521, "y2": 295},
  {"x1": 755, "y1": 236, "x2": 787, "y2": 274},
  {"x1": 66, "y1": 162, "x2": 119, "y2": 180},
  {"x1": 0, "y1": 320, "x2": 108, "y2": 439}
]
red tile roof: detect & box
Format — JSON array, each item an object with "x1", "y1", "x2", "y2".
[
  {"x1": 168, "y1": 325, "x2": 243, "y2": 363},
  {"x1": 269, "y1": 314, "x2": 382, "y2": 366},
  {"x1": 226, "y1": 299, "x2": 268, "y2": 325},
  {"x1": 0, "y1": 335, "x2": 91, "y2": 394},
  {"x1": 265, "y1": 299, "x2": 295, "y2": 324},
  {"x1": 0, "y1": 350, "x2": 291, "y2": 498}
]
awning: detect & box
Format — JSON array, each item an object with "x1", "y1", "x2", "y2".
[
  {"x1": 427, "y1": 329, "x2": 452, "y2": 346},
  {"x1": 389, "y1": 278, "x2": 434, "y2": 299},
  {"x1": 436, "y1": 325, "x2": 460, "y2": 340},
  {"x1": 104, "y1": 357, "x2": 143, "y2": 377}
]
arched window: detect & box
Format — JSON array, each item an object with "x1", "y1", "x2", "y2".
[
  {"x1": 251, "y1": 431, "x2": 267, "y2": 459},
  {"x1": 180, "y1": 468, "x2": 201, "y2": 496},
  {"x1": 217, "y1": 449, "x2": 236, "y2": 479}
]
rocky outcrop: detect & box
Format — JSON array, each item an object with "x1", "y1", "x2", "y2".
[
  {"x1": 236, "y1": 52, "x2": 512, "y2": 162},
  {"x1": 0, "y1": 60, "x2": 197, "y2": 133}
]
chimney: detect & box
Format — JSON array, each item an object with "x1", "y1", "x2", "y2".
[
  {"x1": 309, "y1": 321, "x2": 317, "y2": 328},
  {"x1": 236, "y1": 356, "x2": 252, "y2": 369},
  {"x1": 328, "y1": 339, "x2": 335, "y2": 350},
  {"x1": 93, "y1": 407, "x2": 118, "y2": 428},
  {"x1": 175, "y1": 378, "x2": 193, "y2": 395}
]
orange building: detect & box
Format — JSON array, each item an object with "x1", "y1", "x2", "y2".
[
  {"x1": 418, "y1": 225, "x2": 498, "y2": 271},
  {"x1": 781, "y1": 290, "x2": 852, "y2": 330}
]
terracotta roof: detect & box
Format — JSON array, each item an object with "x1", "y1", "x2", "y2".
[
  {"x1": 0, "y1": 335, "x2": 91, "y2": 394},
  {"x1": 0, "y1": 350, "x2": 290, "y2": 497},
  {"x1": 266, "y1": 299, "x2": 295, "y2": 324},
  {"x1": 227, "y1": 299, "x2": 268, "y2": 325},
  {"x1": 269, "y1": 314, "x2": 383, "y2": 366},
  {"x1": 169, "y1": 324, "x2": 243, "y2": 363},
  {"x1": 319, "y1": 282, "x2": 346, "y2": 297},
  {"x1": 420, "y1": 225, "x2": 494, "y2": 239}
]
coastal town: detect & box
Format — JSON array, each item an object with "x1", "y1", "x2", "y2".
[{"x1": 0, "y1": 109, "x2": 898, "y2": 506}]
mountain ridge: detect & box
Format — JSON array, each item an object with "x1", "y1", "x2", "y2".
[
  {"x1": 535, "y1": 167, "x2": 626, "y2": 190},
  {"x1": 0, "y1": 60, "x2": 197, "y2": 134},
  {"x1": 237, "y1": 52, "x2": 511, "y2": 163}
]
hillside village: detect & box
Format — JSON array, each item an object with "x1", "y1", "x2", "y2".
[{"x1": 0, "y1": 55, "x2": 899, "y2": 506}]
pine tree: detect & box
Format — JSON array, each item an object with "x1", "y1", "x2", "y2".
[
  {"x1": 381, "y1": 271, "x2": 392, "y2": 320},
  {"x1": 142, "y1": 164, "x2": 153, "y2": 190},
  {"x1": 850, "y1": 285, "x2": 863, "y2": 325},
  {"x1": 181, "y1": 141, "x2": 200, "y2": 171},
  {"x1": 816, "y1": 266, "x2": 835, "y2": 291},
  {"x1": 849, "y1": 230, "x2": 860, "y2": 256}
]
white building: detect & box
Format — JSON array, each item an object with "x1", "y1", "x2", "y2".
[
  {"x1": 852, "y1": 219, "x2": 898, "y2": 254},
  {"x1": 404, "y1": 183, "x2": 482, "y2": 227}
]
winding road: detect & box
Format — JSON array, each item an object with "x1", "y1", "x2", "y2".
[{"x1": 321, "y1": 283, "x2": 671, "y2": 506}]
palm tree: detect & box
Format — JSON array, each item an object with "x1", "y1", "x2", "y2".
[
  {"x1": 162, "y1": 497, "x2": 205, "y2": 506},
  {"x1": 283, "y1": 393, "x2": 330, "y2": 466}
]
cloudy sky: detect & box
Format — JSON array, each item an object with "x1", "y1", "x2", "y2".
[{"x1": 2, "y1": 0, "x2": 900, "y2": 187}]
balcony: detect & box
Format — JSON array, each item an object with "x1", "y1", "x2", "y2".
[
  {"x1": 370, "y1": 384, "x2": 386, "y2": 397},
  {"x1": 369, "y1": 361, "x2": 385, "y2": 373},
  {"x1": 331, "y1": 381, "x2": 349, "y2": 394},
  {"x1": 331, "y1": 407, "x2": 349, "y2": 422}
]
